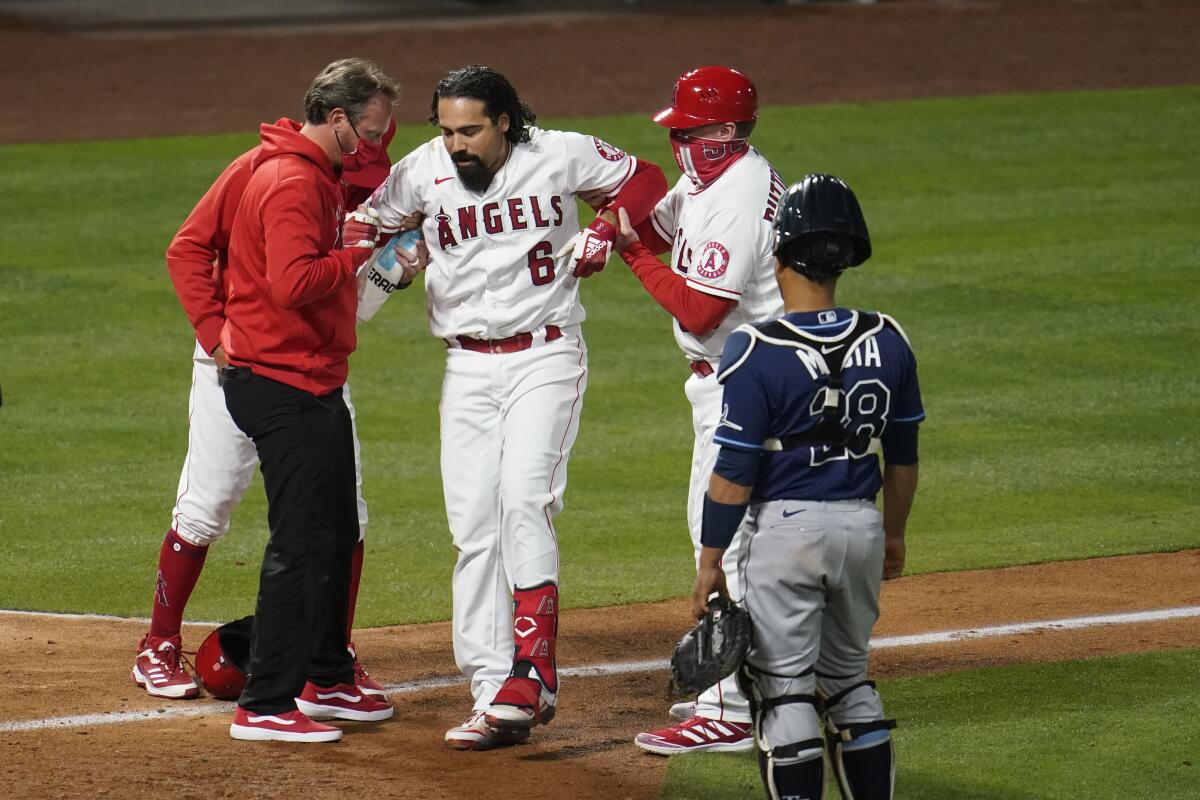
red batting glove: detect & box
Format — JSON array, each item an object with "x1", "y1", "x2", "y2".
[
  {"x1": 568, "y1": 217, "x2": 617, "y2": 278},
  {"x1": 342, "y1": 207, "x2": 381, "y2": 249}
]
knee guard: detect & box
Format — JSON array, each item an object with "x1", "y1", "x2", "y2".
[
  {"x1": 740, "y1": 664, "x2": 827, "y2": 800},
  {"x1": 820, "y1": 678, "x2": 896, "y2": 800}
]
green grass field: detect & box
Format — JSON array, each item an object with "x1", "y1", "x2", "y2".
[
  {"x1": 0, "y1": 85, "x2": 1197, "y2": 800},
  {"x1": 2, "y1": 86, "x2": 1196, "y2": 623},
  {"x1": 658, "y1": 649, "x2": 1200, "y2": 800}
]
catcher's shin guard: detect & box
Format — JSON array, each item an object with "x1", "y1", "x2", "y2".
[
  {"x1": 488, "y1": 582, "x2": 558, "y2": 729},
  {"x1": 760, "y1": 749, "x2": 825, "y2": 800},
  {"x1": 740, "y1": 664, "x2": 826, "y2": 800},
  {"x1": 820, "y1": 679, "x2": 896, "y2": 800}
]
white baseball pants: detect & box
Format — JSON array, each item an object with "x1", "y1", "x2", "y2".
[
  {"x1": 685, "y1": 370, "x2": 751, "y2": 723},
  {"x1": 440, "y1": 328, "x2": 587, "y2": 709}
]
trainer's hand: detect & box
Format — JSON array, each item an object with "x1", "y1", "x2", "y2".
[
  {"x1": 557, "y1": 214, "x2": 617, "y2": 278},
  {"x1": 883, "y1": 532, "x2": 906, "y2": 580},
  {"x1": 212, "y1": 344, "x2": 230, "y2": 370},
  {"x1": 614, "y1": 207, "x2": 640, "y2": 252},
  {"x1": 691, "y1": 548, "x2": 729, "y2": 620},
  {"x1": 342, "y1": 206, "x2": 382, "y2": 249}
]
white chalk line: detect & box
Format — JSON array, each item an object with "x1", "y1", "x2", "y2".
[{"x1": 2, "y1": 606, "x2": 1198, "y2": 735}]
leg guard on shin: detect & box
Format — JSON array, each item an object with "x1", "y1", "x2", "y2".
[
  {"x1": 760, "y1": 748, "x2": 825, "y2": 800},
  {"x1": 487, "y1": 582, "x2": 558, "y2": 729},
  {"x1": 821, "y1": 679, "x2": 896, "y2": 800},
  {"x1": 741, "y1": 665, "x2": 827, "y2": 800}
]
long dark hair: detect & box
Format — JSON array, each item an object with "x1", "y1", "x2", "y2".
[{"x1": 427, "y1": 65, "x2": 536, "y2": 145}]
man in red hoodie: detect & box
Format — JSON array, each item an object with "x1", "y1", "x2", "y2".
[
  {"x1": 133, "y1": 65, "x2": 409, "y2": 706},
  {"x1": 214, "y1": 58, "x2": 399, "y2": 743}
]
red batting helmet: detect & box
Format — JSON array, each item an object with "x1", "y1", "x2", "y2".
[
  {"x1": 653, "y1": 66, "x2": 759, "y2": 129},
  {"x1": 194, "y1": 615, "x2": 254, "y2": 700}
]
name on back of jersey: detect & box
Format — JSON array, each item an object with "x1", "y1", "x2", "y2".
[
  {"x1": 433, "y1": 194, "x2": 567, "y2": 251},
  {"x1": 795, "y1": 336, "x2": 883, "y2": 381}
]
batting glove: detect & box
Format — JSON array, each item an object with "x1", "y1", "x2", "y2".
[
  {"x1": 558, "y1": 216, "x2": 617, "y2": 278},
  {"x1": 342, "y1": 207, "x2": 382, "y2": 249}
]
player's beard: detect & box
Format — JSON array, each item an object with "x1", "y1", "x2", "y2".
[{"x1": 452, "y1": 153, "x2": 496, "y2": 193}]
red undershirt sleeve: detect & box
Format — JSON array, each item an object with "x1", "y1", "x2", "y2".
[
  {"x1": 620, "y1": 242, "x2": 737, "y2": 334},
  {"x1": 603, "y1": 160, "x2": 668, "y2": 227}
]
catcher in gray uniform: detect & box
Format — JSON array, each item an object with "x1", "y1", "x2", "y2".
[{"x1": 692, "y1": 174, "x2": 924, "y2": 800}]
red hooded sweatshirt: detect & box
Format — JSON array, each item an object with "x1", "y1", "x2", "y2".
[
  {"x1": 165, "y1": 117, "x2": 394, "y2": 357},
  {"x1": 220, "y1": 121, "x2": 361, "y2": 395}
]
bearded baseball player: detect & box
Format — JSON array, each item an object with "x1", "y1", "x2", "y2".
[
  {"x1": 133, "y1": 58, "x2": 423, "y2": 704},
  {"x1": 614, "y1": 66, "x2": 785, "y2": 754},
  {"x1": 350, "y1": 64, "x2": 667, "y2": 750},
  {"x1": 694, "y1": 174, "x2": 922, "y2": 800}
]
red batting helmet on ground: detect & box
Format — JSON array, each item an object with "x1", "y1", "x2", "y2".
[
  {"x1": 194, "y1": 615, "x2": 254, "y2": 700},
  {"x1": 653, "y1": 66, "x2": 759, "y2": 129}
]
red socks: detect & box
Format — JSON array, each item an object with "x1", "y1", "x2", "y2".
[{"x1": 147, "y1": 528, "x2": 208, "y2": 642}]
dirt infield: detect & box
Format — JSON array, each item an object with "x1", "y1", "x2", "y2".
[
  {"x1": 4, "y1": 551, "x2": 1200, "y2": 799},
  {"x1": 2, "y1": 0, "x2": 1199, "y2": 144},
  {"x1": 3, "y1": 1, "x2": 1200, "y2": 797}
]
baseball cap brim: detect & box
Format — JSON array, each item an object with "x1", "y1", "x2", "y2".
[{"x1": 652, "y1": 105, "x2": 716, "y2": 129}]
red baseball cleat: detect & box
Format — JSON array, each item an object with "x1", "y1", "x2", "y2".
[
  {"x1": 131, "y1": 635, "x2": 199, "y2": 700},
  {"x1": 295, "y1": 681, "x2": 393, "y2": 722},
  {"x1": 634, "y1": 715, "x2": 754, "y2": 755},
  {"x1": 229, "y1": 707, "x2": 342, "y2": 743}
]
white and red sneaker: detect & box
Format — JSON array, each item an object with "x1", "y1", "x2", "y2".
[
  {"x1": 131, "y1": 635, "x2": 199, "y2": 699},
  {"x1": 295, "y1": 681, "x2": 394, "y2": 722},
  {"x1": 634, "y1": 715, "x2": 754, "y2": 755},
  {"x1": 347, "y1": 642, "x2": 387, "y2": 698},
  {"x1": 444, "y1": 710, "x2": 530, "y2": 751},
  {"x1": 485, "y1": 675, "x2": 556, "y2": 731},
  {"x1": 229, "y1": 707, "x2": 342, "y2": 743}
]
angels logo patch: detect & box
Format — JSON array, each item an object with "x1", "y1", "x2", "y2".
[
  {"x1": 695, "y1": 242, "x2": 730, "y2": 279},
  {"x1": 593, "y1": 137, "x2": 626, "y2": 161}
]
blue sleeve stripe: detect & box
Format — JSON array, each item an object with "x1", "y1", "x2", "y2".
[
  {"x1": 894, "y1": 413, "x2": 925, "y2": 423},
  {"x1": 714, "y1": 435, "x2": 762, "y2": 451}
]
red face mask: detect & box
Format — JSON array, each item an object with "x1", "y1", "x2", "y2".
[
  {"x1": 342, "y1": 137, "x2": 383, "y2": 173},
  {"x1": 670, "y1": 130, "x2": 748, "y2": 187}
]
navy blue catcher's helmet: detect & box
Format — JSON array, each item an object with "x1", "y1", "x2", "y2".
[{"x1": 773, "y1": 173, "x2": 871, "y2": 280}]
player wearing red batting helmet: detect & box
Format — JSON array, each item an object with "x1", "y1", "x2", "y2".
[
  {"x1": 653, "y1": 65, "x2": 759, "y2": 127},
  {"x1": 614, "y1": 65, "x2": 786, "y2": 755}
]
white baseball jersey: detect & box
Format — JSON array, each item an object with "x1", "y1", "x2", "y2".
[
  {"x1": 649, "y1": 147, "x2": 787, "y2": 363},
  {"x1": 369, "y1": 127, "x2": 638, "y2": 339}
]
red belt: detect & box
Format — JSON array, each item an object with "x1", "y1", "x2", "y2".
[
  {"x1": 455, "y1": 325, "x2": 562, "y2": 354},
  {"x1": 690, "y1": 360, "x2": 715, "y2": 378}
]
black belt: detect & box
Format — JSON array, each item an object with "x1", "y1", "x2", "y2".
[{"x1": 218, "y1": 365, "x2": 253, "y2": 387}]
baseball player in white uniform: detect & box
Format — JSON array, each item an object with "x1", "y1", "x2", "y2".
[
  {"x1": 349, "y1": 65, "x2": 667, "y2": 750},
  {"x1": 614, "y1": 66, "x2": 786, "y2": 754}
]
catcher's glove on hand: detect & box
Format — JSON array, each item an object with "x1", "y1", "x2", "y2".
[{"x1": 670, "y1": 596, "x2": 752, "y2": 697}]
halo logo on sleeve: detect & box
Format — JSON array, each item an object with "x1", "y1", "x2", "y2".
[
  {"x1": 593, "y1": 137, "x2": 626, "y2": 161},
  {"x1": 695, "y1": 242, "x2": 730, "y2": 279}
]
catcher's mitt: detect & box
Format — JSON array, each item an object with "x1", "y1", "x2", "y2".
[{"x1": 670, "y1": 597, "x2": 752, "y2": 697}]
